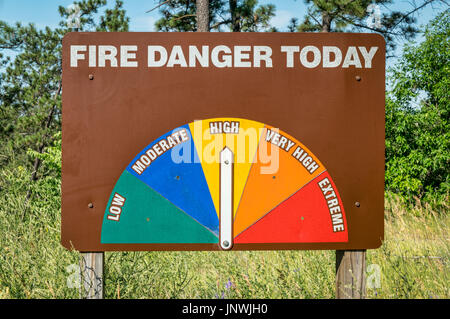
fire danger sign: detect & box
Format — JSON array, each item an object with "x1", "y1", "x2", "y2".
[{"x1": 61, "y1": 32, "x2": 385, "y2": 251}]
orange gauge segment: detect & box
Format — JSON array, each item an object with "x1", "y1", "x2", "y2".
[
  {"x1": 233, "y1": 125, "x2": 326, "y2": 237},
  {"x1": 235, "y1": 171, "x2": 348, "y2": 243}
]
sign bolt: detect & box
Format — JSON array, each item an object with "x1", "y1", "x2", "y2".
[
  {"x1": 89, "y1": 74, "x2": 94, "y2": 80},
  {"x1": 355, "y1": 75, "x2": 361, "y2": 81},
  {"x1": 88, "y1": 202, "x2": 94, "y2": 208},
  {"x1": 355, "y1": 201, "x2": 361, "y2": 207},
  {"x1": 222, "y1": 240, "x2": 230, "y2": 248}
]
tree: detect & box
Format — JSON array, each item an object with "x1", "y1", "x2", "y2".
[
  {"x1": 227, "y1": 0, "x2": 276, "y2": 32},
  {"x1": 58, "y1": 0, "x2": 129, "y2": 32},
  {"x1": 296, "y1": 0, "x2": 445, "y2": 55},
  {"x1": 385, "y1": 10, "x2": 449, "y2": 205},
  {"x1": 197, "y1": 0, "x2": 210, "y2": 31},
  {"x1": 152, "y1": 0, "x2": 214, "y2": 32},
  {"x1": 0, "y1": 24, "x2": 63, "y2": 181},
  {"x1": 0, "y1": 0, "x2": 129, "y2": 215},
  {"x1": 153, "y1": 0, "x2": 275, "y2": 32}
]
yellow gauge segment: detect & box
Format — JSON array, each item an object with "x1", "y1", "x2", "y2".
[{"x1": 189, "y1": 118, "x2": 264, "y2": 218}]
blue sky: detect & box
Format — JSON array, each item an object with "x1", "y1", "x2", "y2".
[
  {"x1": 0, "y1": 0, "x2": 447, "y2": 65},
  {"x1": 0, "y1": 0, "x2": 309, "y2": 30},
  {"x1": 0, "y1": 0, "x2": 446, "y2": 32}
]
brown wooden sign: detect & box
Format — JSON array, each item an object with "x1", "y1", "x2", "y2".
[{"x1": 61, "y1": 32, "x2": 385, "y2": 251}]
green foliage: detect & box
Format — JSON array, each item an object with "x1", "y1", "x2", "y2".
[
  {"x1": 0, "y1": 1, "x2": 130, "y2": 296},
  {"x1": 0, "y1": 21, "x2": 23, "y2": 50},
  {"x1": 58, "y1": 0, "x2": 129, "y2": 32},
  {"x1": 154, "y1": 0, "x2": 275, "y2": 32},
  {"x1": 0, "y1": 0, "x2": 129, "y2": 195},
  {"x1": 97, "y1": 0, "x2": 130, "y2": 31},
  {"x1": 28, "y1": 132, "x2": 62, "y2": 178},
  {"x1": 298, "y1": 0, "x2": 420, "y2": 54},
  {"x1": 154, "y1": 0, "x2": 204, "y2": 32},
  {"x1": 0, "y1": 158, "x2": 78, "y2": 298},
  {"x1": 1, "y1": 165, "x2": 448, "y2": 298},
  {"x1": 0, "y1": 23, "x2": 63, "y2": 169},
  {"x1": 58, "y1": 0, "x2": 106, "y2": 31},
  {"x1": 385, "y1": 10, "x2": 449, "y2": 205},
  {"x1": 299, "y1": 0, "x2": 373, "y2": 31},
  {"x1": 234, "y1": 0, "x2": 276, "y2": 32}
]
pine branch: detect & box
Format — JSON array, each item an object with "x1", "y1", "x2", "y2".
[
  {"x1": 173, "y1": 14, "x2": 196, "y2": 21},
  {"x1": 146, "y1": 0, "x2": 171, "y2": 13},
  {"x1": 391, "y1": 0, "x2": 441, "y2": 30}
]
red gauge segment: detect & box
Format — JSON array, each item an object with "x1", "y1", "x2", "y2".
[{"x1": 235, "y1": 171, "x2": 348, "y2": 243}]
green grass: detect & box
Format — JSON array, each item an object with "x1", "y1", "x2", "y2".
[{"x1": 0, "y1": 165, "x2": 448, "y2": 299}]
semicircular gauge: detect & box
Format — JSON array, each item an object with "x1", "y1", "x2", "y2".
[{"x1": 101, "y1": 118, "x2": 348, "y2": 247}]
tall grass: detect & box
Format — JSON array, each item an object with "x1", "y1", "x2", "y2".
[{"x1": 0, "y1": 165, "x2": 448, "y2": 299}]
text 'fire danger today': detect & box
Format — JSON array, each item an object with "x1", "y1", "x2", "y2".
[{"x1": 70, "y1": 44, "x2": 379, "y2": 69}]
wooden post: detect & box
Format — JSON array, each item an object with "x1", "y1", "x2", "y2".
[
  {"x1": 80, "y1": 252, "x2": 104, "y2": 299},
  {"x1": 336, "y1": 250, "x2": 366, "y2": 299}
]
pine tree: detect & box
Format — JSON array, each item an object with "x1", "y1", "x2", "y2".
[
  {"x1": 153, "y1": 0, "x2": 275, "y2": 32},
  {"x1": 296, "y1": 0, "x2": 443, "y2": 54},
  {"x1": 58, "y1": 0, "x2": 130, "y2": 32},
  {"x1": 0, "y1": 0, "x2": 130, "y2": 215}
]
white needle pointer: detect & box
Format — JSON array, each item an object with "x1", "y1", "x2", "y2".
[{"x1": 220, "y1": 147, "x2": 233, "y2": 250}]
